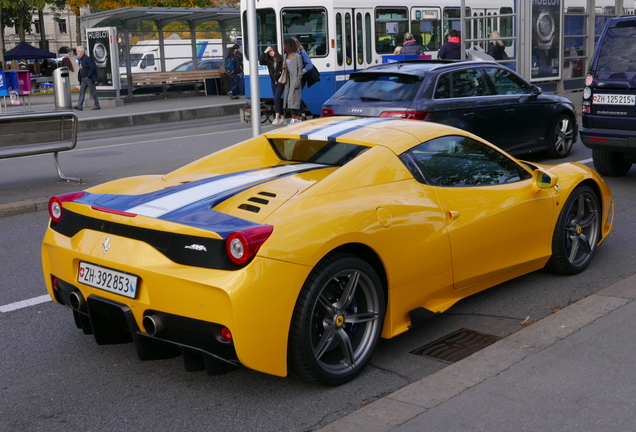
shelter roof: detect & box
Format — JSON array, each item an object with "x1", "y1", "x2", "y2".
[{"x1": 81, "y1": 7, "x2": 240, "y2": 29}]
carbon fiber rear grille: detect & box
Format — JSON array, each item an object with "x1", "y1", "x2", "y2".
[{"x1": 51, "y1": 210, "x2": 240, "y2": 270}]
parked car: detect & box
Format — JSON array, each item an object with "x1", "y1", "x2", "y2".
[
  {"x1": 42, "y1": 117, "x2": 613, "y2": 386},
  {"x1": 171, "y1": 58, "x2": 223, "y2": 71},
  {"x1": 322, "y1": 60, "x2": 577, "y2": 158},
  {"x1": 580, "y1": 15, "x2": 636, "y2": 177}
]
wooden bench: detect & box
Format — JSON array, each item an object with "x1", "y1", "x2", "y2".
[
  {"x1": 0, "y1": 112, "x2": 80, "y2": 182},
  {"x1": 131, "y1": 70, "x2": 222, "y2": 86}
]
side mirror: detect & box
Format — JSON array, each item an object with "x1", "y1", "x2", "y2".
[
  {"x1": 140, "y1": 60, "x2": 147, "y2": 69},
  {"x1": 532, "y1": 168, "x2": 558, "y2": 190},
  {"x1": 520, "y1": 85, "x2": 542, "y2": 103}
]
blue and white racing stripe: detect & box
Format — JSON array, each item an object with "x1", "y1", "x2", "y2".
[
  {"x1": 125, "y1": 163, "x2": 324, "y2": 218},
  {"x1": 300, "y1": 118, "x2": 392, "y2": 142}
]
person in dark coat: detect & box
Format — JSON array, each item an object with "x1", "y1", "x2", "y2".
[
  {"x1": 74, "y1": 45, "x2": 100, "y2": 110},
  {"x1": 259, "y1": 45, "x2": 285, "y2": 126},
  {"x1": 400, "y1": 32, "x2": 424, "y2": 55},
  {"x1": 437, "y1": 29, "x2": 461, "y2": 60},
  {"x1": 226, "y1": 46, "x2": 243, "y2": 99},
  {"x1": 487, "y1": 30, "x2": 507, "y2": 60}
]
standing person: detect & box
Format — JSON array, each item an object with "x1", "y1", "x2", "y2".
[
  {"x1": 226, "y1": 46, "x2": 243, "y2": 100},
  {"x1": 74, "y1": 45, "x2": 100, "y2": 111},
  {"x1": 400, "y1": 32, "x2": 424, "y2": 55},
  {"x1": 232, "y1": 44, "x2": 245, "y2": 96},
  {"x1": 437, "y1": 29, "x2": 461, "y2": 60},
  {"x1": 487, "y1": 30, "x2": 507, "y2": 60},
  {"x1": 259, "y1": 45, "x2": 286, "y2": 126},
  {"x1": 291, "y1": 37, "x2": 314, "y2": 76},
  {"x1": 283, "y1": 38, "x2": 304, "y2": 125}
]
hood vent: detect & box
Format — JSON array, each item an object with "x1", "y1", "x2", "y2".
[{"x1": 238, "y1": 191, "x2": 277, "y2": 213}]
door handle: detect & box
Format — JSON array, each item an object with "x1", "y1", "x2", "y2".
[
  {"x1": 463, "y1": 112, "x2": 475, "y2": 119},
  {"x1": 505, "y1": 108, "x2": 515, "y2": 114}
]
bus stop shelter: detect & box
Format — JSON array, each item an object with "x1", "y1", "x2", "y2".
[{"x1": 80, "y1": 7, "x2": 240, "y2": 101}]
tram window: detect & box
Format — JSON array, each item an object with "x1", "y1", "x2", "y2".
[
  {"x1": 282, "y1": 8, "x2": 328, "y2": 57},
  {"x1": 345, "y1": 13, "x2": 353, "y2": 66},
  {"x1": 365, "y1": 13, "x2": 372, "y2": 64},
  {"x1": 411, "y1": 18, "x2": 441, "y2": 51},
  {"x1": 375, "y1": 7, "x2": 408, "y2": 54},
  {"x1": 357, "y1": 13, "x2": 364, "y2": 65},
  {"x1": 337, "y1": 13, "x2": 343, "y2": 66},
  {"x1": 243, "y1": 8, "x2": 276, "y2": 60},
  {"x1": 443, "y1": 7, "x2": 470, "y2": 48},
  {"x1": 500, "y1": 7, "x2": 513, "y2": 47}
]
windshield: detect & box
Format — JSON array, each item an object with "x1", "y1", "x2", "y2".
[
  {"x1": 269, "y1": 138, "x2": 369, "y2": 166},
  {"x1": 119, "y1": 53, "x2": 143, "y2": 67},
  {"x1": 596, "y1": 25, "x2": 636, "y2": 80},
  {"x1": 330, "y1": 73, "x2": 422, "y2": 102}
]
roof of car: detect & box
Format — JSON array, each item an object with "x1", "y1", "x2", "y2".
[{"x1": 360, "y1": 59, "x2": 503, "y2": 76}]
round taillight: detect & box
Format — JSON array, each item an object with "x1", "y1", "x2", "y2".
[
  {"x1": 583, "y1": 86, "x2": 592, "y2": 100},
  {"x1": 225, "y1": 225, "x2": 274, "y2": 265},
  {"x1": 585, "y1": 74, "x2": 594, "y2": 87},
  {"x1": 48, "y1": 191, "x2": 86, "y2": 223},
  {"x1": 220, "y1": 327, "x2": 232, "y2": 342},
  {"x1": 49, "y1": 199, "x2": 63, "y2": 222},
  {"x1": 227, "y1": 234, "x2": 247, "y2": 264}
]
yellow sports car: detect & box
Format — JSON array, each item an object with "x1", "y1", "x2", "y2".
[{"x1": 42, "y1": 117, "x2": 614, "y2": 386}]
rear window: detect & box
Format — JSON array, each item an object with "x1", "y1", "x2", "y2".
[
  {"x1": 596, "y1": 24, "x2": 636, "y2": 80},
  {"x1": 269, "y1": 138, "x2": 370, "y2": 166},
  {"x1": 330, "y1": 73, "x2": 422, "y2": 102}
]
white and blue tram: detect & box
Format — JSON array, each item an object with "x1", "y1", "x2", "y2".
[{"x1": 239, "y1": 0, "x2": 517, "y2": 116}]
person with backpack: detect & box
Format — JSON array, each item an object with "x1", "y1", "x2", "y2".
[{"x1": 226, "y1": 46, "x2": 243, "y2": 99}]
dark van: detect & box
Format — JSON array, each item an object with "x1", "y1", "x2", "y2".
[{"x1": 581, "y1": 16, "x2": 636, "y2": 176}]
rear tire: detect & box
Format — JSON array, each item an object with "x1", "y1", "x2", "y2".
[
  {"x1": 288, "y1": 253, "x2": 385, "y2": 386},
  {"x1": 547, "y1": 114, "x2": 575, "y2": 158},
  {"x1": 592, "y1": 149, "x2": 632, "y2": 177},
  {"x1": 547, "y1": 185, "x2": 601, "y2": 275}
]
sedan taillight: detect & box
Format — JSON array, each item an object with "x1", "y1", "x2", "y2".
[
  {"x1": 48, "y1": 191, "x2": 86, "y2": 223},
  {"x1": 379, "y1": 111, "x2": 429, "y2": 121},
  {"x1": 321, "y1": 107, "x2": 335, "y2": 117},
  {"x1": 226, "y1": 225, "x2": 274, "y2": 265}
]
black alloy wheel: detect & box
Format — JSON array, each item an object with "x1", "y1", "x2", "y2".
[
  {"x1": 288, "y1": 253, "x2": 385, "y2": 386},
  {"x1": 547, "y1": 185, "x2": 601, "y2": 275}
]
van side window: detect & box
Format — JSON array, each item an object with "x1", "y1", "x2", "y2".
[{"x1": 597, "y1": 26, "x2": 636, "y2": 76}]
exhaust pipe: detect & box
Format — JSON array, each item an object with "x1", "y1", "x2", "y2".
[
  {"x1": 143, "y1": 314, "x2": 166, "y2": 336},
  {"x1": 69, "y1": 291, "x2": 85, "y2": 311}
]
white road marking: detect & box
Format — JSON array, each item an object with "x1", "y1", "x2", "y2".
[{"x1": 0, "y1": 295, "x2": 51, "y2": 313}]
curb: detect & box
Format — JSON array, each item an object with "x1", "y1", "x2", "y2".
[
  {"x1": 317, "y1": 274, "x2": 636, "y2": 432},
  {"x1": 0, "y1": 198, "x2": 50, "y2": 219},
  {"x1": 78, "y1": 103, "x2": 243, "y2": 132}
]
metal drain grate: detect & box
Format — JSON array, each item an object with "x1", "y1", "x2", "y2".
[{"x1": 411, "y1": 328, "x2": 502, "y2": 363}]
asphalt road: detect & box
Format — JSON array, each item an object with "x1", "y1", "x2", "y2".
[{"x1": 1, "y1": 117, "x2": 635, "y2": 431}]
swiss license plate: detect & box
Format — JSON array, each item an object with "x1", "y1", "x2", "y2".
[
  {"x1": 593, "y1": 94, "x2": 636, "y2": 106},
  {"x1": 78, "y1": 261, "x2": 139, "y2": 299}
]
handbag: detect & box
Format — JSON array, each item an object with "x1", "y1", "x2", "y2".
[
  {"x1": 278, "y1": 68, "x2": 287, "y2": 84},
  {"x1": 302, "y1": 67, "x2": 320, "y2": 88}
]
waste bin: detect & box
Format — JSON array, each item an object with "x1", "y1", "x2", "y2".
[{"x1": 53, "y1": 67, "x2": 72, "y2": 109}]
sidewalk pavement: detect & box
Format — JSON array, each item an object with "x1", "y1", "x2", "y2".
[
  {"x1": 3, "y1": 92, "x2": 244, "y2": 131},
  {"x1": 319, "y1": 274, "x2": 636, "y2": 432}
]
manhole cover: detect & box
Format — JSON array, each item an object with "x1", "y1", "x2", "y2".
[{"x1": 411, "y1": 328, "x2": 502, "y2": 363}]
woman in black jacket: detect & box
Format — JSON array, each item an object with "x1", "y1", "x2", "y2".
[{"x1": 259, "y1": 45, "x2": 285, "y2": 126}]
